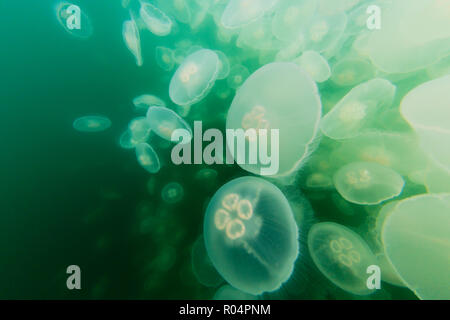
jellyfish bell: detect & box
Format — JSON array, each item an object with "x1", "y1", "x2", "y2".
[
  {"x1": 191, "y1": 236, "x2": 224, "y2": 287},
  {"x1": 155, "y1": 46, "x2": 176, "y2": 71},
  {"x1": 55, "y1": 2, "x2": 93, "y2": 39},
  {"x1": 146, "y1": 106, "x2": 192, "y2": 143},
  {"x1": 221, "y1": 0, "x2": 279, "y2": 29},
  {"x1": 215, "y1": 50, "x2": 231, "y2": 80},
  {"x1": 293, "y1": 50, "x2": 331, "y2": 83},
  {"x1": 133, "y1": 94, "x2": 166, "y2": 111},
  {"x1": 226, "y1": 64, "x2": 250, "y2": 90},
  {"x1": 204, "y1": 176, "x2": 299, "y2": 295},
  {"x1": 213, "y1": 285, "x2": 258, "y2": 300},
  {"x1": 122, "y1": 17, "x2": 143, "y2": 66},
  {"x1": 330, "y1": 58, "x2": 374, "y2": 87},
  {"x1": 169, "y1": 49, "x2": 220, "y2": 106},
  {"x1": 139, "y1": 2, "x2": 173, "y2": 36},
  {"x1": 73, "y1": 115, "x2": 111, "y2": 133},
  {"x1": 128, "y1": 116, "x2": 151, "y2": 142},
  {"x1": 135, "y1": 142, "x2": 161, "y2": 174},
  {"x1": 161, "y1": 182, "x2": 184, "y2": 204}
]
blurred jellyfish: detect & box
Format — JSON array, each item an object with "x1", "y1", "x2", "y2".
[
  {"x1": 169, "y1": 49, "x2": 220, "y2": 106},
  {"x1": 204, "y1": 177, "x2": 299, "y2": 295},
  {"x1": 161, "y1": 182, "x2": 184, "y2": 204},
  {"x1": 226, "y1": 62, "x2": 322, "y2": 179},
  {"x1": 293, "y1": 50, "x2": 331, "y2": 83},
  {"x1": 73, "y1": 115, "x2": 111, "y2": 133},
  {"x1": 135, "y1": 142, "x2": 161, "y2": 173},
  {"x1": 317, "y1": 0, "x2": 359, "y2": 15},
  {"x1": 330, "y1": 58, "x2": 374, "y2": 87},
  {"x1": 191, "y1": 236, "x2": 223, "y2": 287},
  {"x1": 55, "y1": 2, "x2": 93, "y2": 39},
  {"x1": 221, "y1": 0, "x2": 279, "y2": 29},
  {"x1": 195, "y1": 168, "x2": 219, "y2": 189},
  {"x1": 133, "y1": 94, "x2": 166, "y2": 111},
  {"x1": 123, "y1": 17, "x2": 143, "y2": 66},
  {"x1": 275, "y1": 39, "x2": 305, "y2": 62},
  {"x1": 320, "y1": 78, "x2": 396, "y2": 140},
  {"x1": 382, "y1": 193, "x2": 450, "y2": 299},
  {"x1": 237, "y1": 16, "x2": 282, "y2": 51},
  {"x1": 226, "y1": 64, "x2": 250, "y2": 89},
  {"x1": 213, "y1": 285, "x2": 258, "y2": 300},
  {"x1": 333, "y1": 162, "x2": 404, "y2": 205},
  {"x1": 305, "y1": 13, "x2": 347, "y2": 53},
  {"x1": 119, "y1": 129, "x2": 138, "y2": 149},
  {"x1": 155, "y1": 46, "x2": 176, "y2": 71},
  {"x1": 215, "y1": 50, "x2": 231, "y2": 80},
  {"x1": 128, "y1": 116, "x2": 151, "y2": 142},
  {"x1": 146, "y1": 106, "x2": 192, "y2": 142},
  {"x1": 140, "y1": 2, "x2": 172, "y2": 36},
  {"x1": 308, "y1": 222, "x2": 378, "y2": 295},
  {"x1": 156, "y1": 0, "x2": 191, "y2": 24}
]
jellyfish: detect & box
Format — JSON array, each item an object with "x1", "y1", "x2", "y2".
[
  {"x1": 382, "y1": 193, "x2": 450, "y2": 299},
  {"x1": 161, "y1": 182, "x2": 184, "y2": 204},
  {"x1": 203, "y1": 176, "x2": 299, "y2": 295},
  {"x1": 226, "y1": 64, "x2": 250, "y2": 89},
  {"x1": 156, "y1": 0, "x2": 191, "y2": 24},
  {"x1": 215, "y1": 50, "x2": 231, "y2": 80},
  {"x1": 275, "y1": 39, "x2": 305, "y2": 62},
  {"x1": 320, "y1": 78, "x2": 396, "y2": 140},
  {"x1": 146, "y1": 106, "x2": 192, "y2": 142},
  {"x1": 139, "y1": 2, "x2": 172, "y2": 36},
  {"x1": 305, "y1": 13, "x2": 347, "y2": 53},
  {"x1": 293, "y1": 50, "x2": 331, "y2": 83},
  {"x1": 221, "y1": 0, "x2": 279, "y2": 29},
  {"x1": 135, "y1": 142, "x2": 161, "y2": 174},
  {"x1": 333, "y1": 161, "x2": 404, "y2": 205},
  {"x1": 213, "y1": 285, "x2": 258, "y2": 300},
  {"x1": 119, "y1": 129, "x2": 139, "y2": 149},
  {"x1": 155, "y1": 46, "x2": 176, "y2": 71},
  {"x1": 400, "y1": 74, "x2": 450, "y2": 174},
  {"x1": 55, "y1": 2, "x2": 93, "y2": 39},
  {"x1": 237, "y1": 16, "x2": 282, "y2": 51},
  {"x1": 73, "y1": 115, "x2": 111, "y2": 133},
  {"x1": 169, "y1": 49, "x2": 220, "y2": 106},
  {"x1": 122, "y1": 17, "x2": 143, "y2": 66},
  {"x1": 317, "y1": 0, "x2": 360, "y2": 15},
  {"x1": 226, "y1": 62, "x2": 322, "y2": 179},
  {"x1": 308, "y1": 222, "x2": 378, "y2": 295},
  {"x1": 128, "y1": 116, "x2": 151, "y2": 142},
  {"x1": 330, "y1": 58, "x2": 374, "y2": 87},
  {"x1": 133, "y1": 94, "x2": 166, "y2": 111},
  {"x1": 191, "y1": 236, "x2": 223, "y2": 287}
]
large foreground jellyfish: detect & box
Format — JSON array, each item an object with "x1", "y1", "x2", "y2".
[
  {"x1": 308, "y1": 222, "x2": 378, "y2": 295},
  {"x1": 213, "y1": 285, "x2": 258, "y2": 300},
  {"x1": 400, "y1": 74, "x2": 450, "y2": 174},
  {"x1": 204, "y1": 177, "x2": 299, "y2": 295},
  {"x1": 55, "y1": 2, "x2": 93, "y2": 39},
  {"x1": 135, "y1": 142, "x2": 161, "y2": 174},
  {"x1": 122, "y1": 17, "x2": 143, "y2": 66},
  {"x1": 382, "y1": 193, "x2": 450, "y2": 299},
  {"x1": 226, "y1": 62, "x2": 322, "y2": 179},
  {"x1": 221, "y1": 0, "x2": 279, "y2": 29},
  {"x1": 139, "y1": 2, "x2": 173, "y2": 36},
  {"x1": 169, "y1": 49, "x2": 220, "y2": 106},
  {"x1": 146, "y1": 106, "x2": 192, "y2": 142},
  {"x1": 333, "y1": 161, "x2": 404, "y2": 205},
  {"x1": 73, "y1": 115, "x2": 111, "y2": 133},
  {"x1": 320, "y1": 78, "x2": 396, "y2": 140}
]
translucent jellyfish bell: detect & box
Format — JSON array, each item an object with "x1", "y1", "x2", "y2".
[
  {"x1": 135, "y1": 142, "x2": 161, "y2": 174},
  {"x1": 226, "y1": 64, "x2": 250, "y2": 90},
  {"x1": 161, "y1": 182, "x2": 184, "y2": 204},
  {"x1": 155, "y1": 46, "x2": 175, "y2": 71},
  {"x1": 221, "y1": 0, "x2": 279, "y2": 29},
  {"x1": 305, "y1": 13, "x2": 347, "y2": 53},
  {"x1": 215, "y1": 50, "x2": 231, "y2": 80},
  {"x1": 320, "y1": 78, "x2": 396, "y2": 140},
  {"x1": 133, "y1": 94, "x2": 166, "y2": 112},
  {"x1": 128, "y1": 116, "x2": 151, "y2": 142},
  {"x1": 139, "y1": 2, "x2": 173, "y2": 36},
  {"x1": 382, "y1": 193, "x2": 450, "y2": 299},
  {"x1": 55, "y1": 2, "x2": 93, "y2": 39},
  {"x1": 213, "y1": 285, "x2": 258, "y2": 300},
  {"x1": 308, "y1": 222, "x2": 378, "y2": 296},
  {"x1": 119, "y1": 129, "x2": 138, "y2": 149},
  {"x1": 146, "y1": 106, "x2": 192, "y2": 142},
  {"x1": 333, "y1": 161, "x2": 404, "y2": 205},
  {"x1": 73, "y1": 115, "x2": 111, "y2": 133},
  {"x1": 122, "y1": 17, "x2": 143, "y2": 66},
  {"x1": 191, "y1": 236, "x2": 223, "y2": 287},
  {"x1": 226, "y1": 62, "x2": 322, "y2": 178},
  {"x1": 330, "y1": 58, "x2": 374, "y2": 87},
  {"x1": 293, "y1": 50, "x2": 331, "y2": 83},
  {"x1": 204, "y1": 176, "x2": 299, "y2": 295},
  {"x1": 169, "y1": 49, "x2": 220, "y2": 106}
]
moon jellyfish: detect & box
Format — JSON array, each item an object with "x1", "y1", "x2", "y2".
[
  {"x1": 215, "y1": 50, "x2": 230, "y2": 80},
  {"x1": 221, "y1": 0, "x2": 279, "y2": 29},
  {"x1": 156, "y1": 0, "x2": 191, "y2": 24},
  {"x1": 128, "y1": 116, "x2": 151, "y2": 142},
  {"x1": 133, "y1": 94, "x2": 166, "y2": 111},
  {"x1": 320, "y1": 78, "x2": 396, "y2": 140},
  {"x1": 305, "y1": 13, "x2": 347, "y2": 53},
  {"x1": 330, "y1": 58, "x2": 374, "y2": 87},
  {"x1": 169, "y1": 49, "x2": 219, "y2": 106},
  {"x1": 400, "y1": 74, "x2": 450, "y2": 173},
  {"x1": 123, "y1": 18, "x2": 143, "y2": 66},
  {"x1": 55, "y1": 2, "x2": 93, "y2": 39},
  {"x1": 204, "y1": 177, "x2": 299, "y2": 295},
  {"x1": 119, "y1": 130, "x2": 138, "y2": 149},
  {"x1": 146, "y1": 107, "x2": 192, "y2": 142},
  {"x1": 382, "y1": 193, "x2": 450, "y2": 299},
  {"x1": 226, "y1": 62, "x2": 321, "y2": 178},
  {"x1": 237, "y1": 16, "x2": 281, "y2": 51},
  {"x1": 135, "y1": 142, "x2": 161, "y2": 174},
  {"x1": 213, "y1": 285, "x2": 258, "y2": 300},
  {"x1": 73, "y1": 115, "x2": 111, "y2": 133},
  {"x1": 308, "y1": 222, "x2": 378, "y2": 295},
  {"x1": 155, "y1": 46, "x2": 175, "y2": 71},
  {"x1": 226, "y1": 64, "x2": 250, "y2": 90},
  {"x1": 293, "y1": 50, "x2": 331, "y2": 83},
  {"x1": 191, "y1": 236, "x2": 223, "y2": 287},
  {"x1": 161, "y1": 182, "x2": 184, "y2": 204},
  {"x1": 333, "y1": 162, "x2": 404, "y2": 205},
  {"x1": 140, "y1": 2, "x2": 172, "y2": 36}
]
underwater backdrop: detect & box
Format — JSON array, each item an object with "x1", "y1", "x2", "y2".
[{"x1": 1, "y1": 0, "x2": 449, "y2": 299}]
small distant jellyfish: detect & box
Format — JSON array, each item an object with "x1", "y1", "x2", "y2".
[
  {"x1": 333, "y1": 161, "x2": 405, "y2": 205},
  {"x1": 135, "y1": 142, "x2": 161, "y2": 174},
  {"x1": 330, "y1": 58, "x2": 374, "y2": 87},
  {"x1": 215, "y1": 50, "x2": 231, "y2": 80},
  {"x1": 191, "y1": 236, "x2": 223, "y2": 287},
  {"x1": 155, "y1": 46, "x2": 176, "y2": 71},
  {"x1": 73, "y1": 115, "x2": 111, "y2": 133},
  {"x1": 146, "y1": 106, "x2": 192, "y2": 142},
  {"x1": 140, "y1": 2, "x2": 173, "y2": 36},
  {"x1": 320, "y1": 78, "x2": 396, "y2": 140},
  {"x1": 169, "y1": 49, "x2": 220, "y2": 106},
  {"x1": 123, "y1": 17, "x2": 143, "y2": 66},
  {"x1": 161, "y1": 182, "x2": 184, "y2": 204},
  {"x1": 204, "y1": 177, "x2": 299, "y2": 295},
  {"x1": 308, "y1": 222, "x2": 378, "y2": 295},
  {"x1": 119, "y1": 129, "x2": 138, "y2": 149},
  {"x1": 132, "y1": 94, "x2": 166, "y2": 111},
  {"x1": 227, "y1": 64, "x2": 250, "y2": 90},
  {"x1": 55, "y1": 2, "x2": 93, "y2": 39},
  {"x1": 213, "y1": 285, "x2": 258, "y2": 300},
  {"x1": 293, "y1": 50, "x2": 331, "y2": 83},
  {"x1": 221, "y1": 0, "x2": 279, "y2": 29}
]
